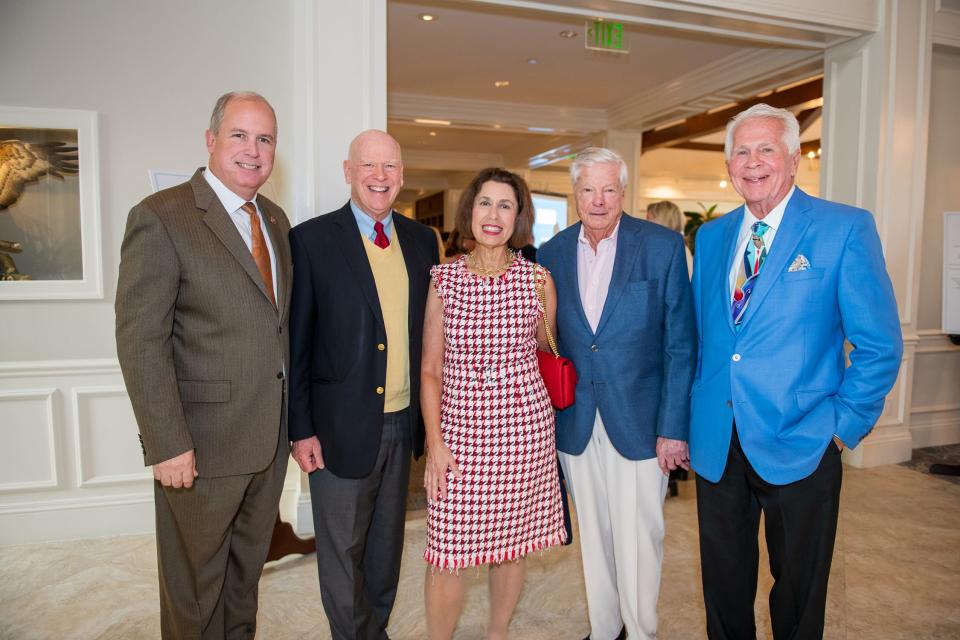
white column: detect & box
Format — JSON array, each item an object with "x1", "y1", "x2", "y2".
[
  {"x1": 291, "y1": 0, "x2": 388, "y2": 225},
  {"x1": 290, "y1": 0, "x2": 388, "y2": 534},
  {"x1": 603, "y1": 129, "x2": 645, "y2": 218},
  {"x1": 821, "y1": 0, "x2": 935, "y2": 467}
]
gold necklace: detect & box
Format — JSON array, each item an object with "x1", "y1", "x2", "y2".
[{"x1": 467, "y1": 249, "x2": 514, "y2": 277}]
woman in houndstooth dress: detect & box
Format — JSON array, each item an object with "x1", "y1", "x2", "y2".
[{"x1": 421, "y1": 168, "x2": 566, "y2": 639}]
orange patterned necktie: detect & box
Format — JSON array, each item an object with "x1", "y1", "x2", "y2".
[{"x1": 241, "y1": 201, "x2": 275, "y2": 306}]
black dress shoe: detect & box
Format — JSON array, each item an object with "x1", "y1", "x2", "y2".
[{"x1": 582, "y1": 626, "x2": 626, "y2": 640}]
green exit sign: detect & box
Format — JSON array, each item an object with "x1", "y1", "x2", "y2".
[{"x1": 585, "y1": 20, "x2": 628, "y2": 53}]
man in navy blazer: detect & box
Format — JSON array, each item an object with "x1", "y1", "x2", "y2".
[
  {"x1": 287, "y1": 130, "x2": 439, "y2": 639},
  {"x1": 539, "y1": 147, "x2": 696, "y2": 640},
  {"x1": 690, "y1": 104, "x2": 902, "y2": 639}
]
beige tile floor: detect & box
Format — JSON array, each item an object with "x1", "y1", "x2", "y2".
[{"x1": 1, "y1": 463, "x2": 958, "y2": 639}]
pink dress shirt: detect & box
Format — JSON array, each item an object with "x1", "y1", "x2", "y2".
[{"x1": 577, "y1": 220, "x2": 621, "y2": 333}]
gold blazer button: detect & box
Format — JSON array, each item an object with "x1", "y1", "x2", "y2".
[
  {"x1": 376, "y1": 386, "x2": 385, "y2": 395},
  {"x1": 377, "y1": 343, "x2": 385, "y2": 351}
]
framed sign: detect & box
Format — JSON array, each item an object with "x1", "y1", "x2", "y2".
[{"x1": 0, "y1": 106, "x2": 102, "y2": 299}]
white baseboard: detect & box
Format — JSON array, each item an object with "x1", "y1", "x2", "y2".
[
  {"x1": 0, "y1": 493, "x2": 154, "y2": 545},
  {"x1": 843, "y1": 425, "x2": 914, "y2": 468},
  {"x1": 910, "y1": 411, "x2": 960, "y2": 449}
]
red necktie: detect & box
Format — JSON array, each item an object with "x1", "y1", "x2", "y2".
[
  {"x1": 374, "y1": 221, "x2": 390, "y2": 249},
  {"x1": 241, "y1": 201, "x2": 276, "y2": 306}
]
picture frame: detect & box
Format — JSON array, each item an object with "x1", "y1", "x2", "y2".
[{"x1": 0, "y1": 106, "x2": 102, "y2": 300}]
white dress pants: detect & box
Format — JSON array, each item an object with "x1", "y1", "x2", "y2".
[{"x1": 559, "y1": 412, "x2": 668, "y2": 640}]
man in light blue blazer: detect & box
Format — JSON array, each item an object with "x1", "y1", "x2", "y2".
[
  {"x1": 539, "y1": 147, "x2": 696, "y2": 640},
  {"x1": 690, "y1": 104, "x2": 902, "y2": 640}
]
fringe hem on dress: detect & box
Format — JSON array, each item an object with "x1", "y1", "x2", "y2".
[{"x1": 423, "y1": 528, "x2": 568, "y2": 572}]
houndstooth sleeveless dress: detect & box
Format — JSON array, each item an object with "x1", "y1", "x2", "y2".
[{"x1": 424, "y1": 254, "x2": 566, "y2": 570}]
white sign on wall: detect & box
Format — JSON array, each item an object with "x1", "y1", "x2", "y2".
[{"x1": 943, "y1": 212, "x2": 960, "y2": 335}]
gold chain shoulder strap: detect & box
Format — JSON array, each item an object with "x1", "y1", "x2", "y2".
[{"x1": 534, "y1": 263, "x2": 560, "y2": 357}]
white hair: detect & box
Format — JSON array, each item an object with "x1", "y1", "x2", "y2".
[
  {"x1": 724, "y1": 103, "x2": 800, "y2": 160},
  {"x1": 570, "y1": 147, "x2": 628, "y2": 189}
]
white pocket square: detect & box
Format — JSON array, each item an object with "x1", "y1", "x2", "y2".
[{"x1": 788, "y1": 254, "x2": 810, "y2": 272}]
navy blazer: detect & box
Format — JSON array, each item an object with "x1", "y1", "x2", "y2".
[
  {"x1": 287, "y1": 203, "x2": 439, "y2": 478},
  {"x1": 689, "y1": 189, "x2": 902, "y2": 485},
  {"x1": 539, "y1": 214, "x2": 696, "y2": 460}
]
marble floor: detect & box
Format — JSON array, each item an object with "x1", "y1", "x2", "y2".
[{"x1": 1, "y1": 461, "x2": 959, "y2": 639}]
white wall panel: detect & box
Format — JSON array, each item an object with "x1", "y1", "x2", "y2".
[
  {"x1": 72, "y1": 387, "x2": 151, "y2": 488},
  {"x1": 0, "y1": 390, "x2": 59, "y2": 493}
]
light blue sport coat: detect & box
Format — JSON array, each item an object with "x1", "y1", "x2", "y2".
[
  {"x1": 538, "y1": 214, "x2": 696, "y2": 461},
  {"x1": 689, "y1": 188, "x2": 903, "y2": 485}
]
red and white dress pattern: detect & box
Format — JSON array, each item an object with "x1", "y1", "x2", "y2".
[{"x1": 425, "y1": 254, "x2": 566, "y2": 570}]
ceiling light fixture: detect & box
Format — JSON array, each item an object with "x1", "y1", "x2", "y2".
[
  {"x1": 428, "y1": 131, "x2": 437, "y2": 137},
  {"x1": 414, "y1": 118, "x2": 451, "y2": 125},
  {"x1": 492, "y1": 124, "x2": 502, "y2": 129},
  {"x1": 559, "y1": 30, "x2": 577, "y2": 38},
  {"x1": 719, "y1": 180, "x2": 728, "y2": 188},
  {"x1": 494, "y1": 80, "x2": 510, "y2": 88},
  {"x1": 418, "y1": 13, "x2": 437, "y2": 21},
  {"x1": 527, "y1": 58, "x2": 538, "y2": 64},
  {"x1": 807, "y1": 151, "x2": 817, "y2": 159}
]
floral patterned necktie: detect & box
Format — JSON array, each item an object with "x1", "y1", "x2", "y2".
[{"x1": 731, "y1": 220, "x2": 770, "y2": 326}]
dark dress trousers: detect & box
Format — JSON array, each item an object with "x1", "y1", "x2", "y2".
[
  {"x1": 288, "y1": 203, "x2": 438, "y2": 639},
  {"x1": 116, "y1": 169, "x2": 292, "y2": 639}
]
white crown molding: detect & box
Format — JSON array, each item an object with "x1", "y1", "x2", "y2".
[
  {"x1": 389, "y1": 93, "x2": 607, "y2": 134},
  {"x1": 608, "y1": 48, "x2": 824, "y2": 130},
  {"x1": 403, "y1": 149, "x2": 506, "y2": 171},
  {"x1": 667, "y1": 0, "x2": 880, "y2": 32},
  {"x1": 464, "y1": 0, "x2": 866, "y2": 47},
  {"x1": 0, "y1": 359, "x2": 121, "y2": 379}
]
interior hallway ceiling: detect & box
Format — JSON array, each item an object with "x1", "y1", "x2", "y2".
[{"x1": 387, "y1": 0, "x2": 839, "y2": 196}]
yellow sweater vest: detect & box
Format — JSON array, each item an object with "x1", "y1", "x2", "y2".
[{"x1": 362, "y1": 232, "x2": 410, "y2": 412}]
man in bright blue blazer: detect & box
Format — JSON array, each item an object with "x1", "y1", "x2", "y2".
[
  {"x1": 539, "y1": 147, "x2": 696, "y2": 640},
  {"x1": 690, "y1": 104, "x2": 902, "y2": 640}
]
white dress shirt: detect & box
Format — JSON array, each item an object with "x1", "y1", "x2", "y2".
[
  {"x1": 577, "y1": 220, "x2": 621, "y2": 333},
  {"x1": 203, "y1": 168, "x2": 278, "y2": 298},
  {"x1": 727, "y1": 186, "x2": 795, "y2": 300}
]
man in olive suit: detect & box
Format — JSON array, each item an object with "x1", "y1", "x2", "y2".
[{"x1": 116, "y1": 92, "x2": 291, "y2": 639}]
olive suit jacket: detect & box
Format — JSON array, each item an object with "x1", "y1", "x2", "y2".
[{"x1": 116, "y1": 168, "x2": 292, "y2": 477}]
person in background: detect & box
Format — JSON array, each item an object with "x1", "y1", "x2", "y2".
[
  {"x1": 442, "y1": 227, "x2": 475, "y2": 262},
  {"x1": 421, "y1": 167, "x2": 566, "y2": 640},
  {"x1": 646, "y1": 200, "x2": 693, "y2": 278}
]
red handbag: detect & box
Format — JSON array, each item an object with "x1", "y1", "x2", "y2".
[{"x1": 534, "y1": 265, "x2": 577, "y2": 410}]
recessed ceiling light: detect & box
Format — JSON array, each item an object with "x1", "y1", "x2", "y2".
[
  {"x1": 418, "y1": 13, "x2": 437, "y2": 21},
  {"x1": 559, "y1": 30, "x2": 577, "y2": 38},
  {"x1": 807, "y1": 151, "x2": 817, "y2": 159},
  {"x1": 492, "y1": 124, "x2": 502, "y2": 129},
  {"x1": 414, "y1": 118, "x2": 451, "y2": 125},
  {"x1": 719, "y1": 180, "x2": 728, "y2": 188},
  {"x1": 428, "y1": 131, "x2": 437, "y2": 137},
  {"x1": 494, "y1": 80, "x2": 510, "y2": 88},
  {"x1": 527, "y1": 58, "x2": 538, "y2": 64}
]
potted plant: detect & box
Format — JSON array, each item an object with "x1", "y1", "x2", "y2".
[{"x1": 684, "y1": 202, "x2": 719, "y2": 254}]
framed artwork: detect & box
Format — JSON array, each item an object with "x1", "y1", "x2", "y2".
[{"x1": 0, "y1": 106, "x2": 102, "y2": 299}]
